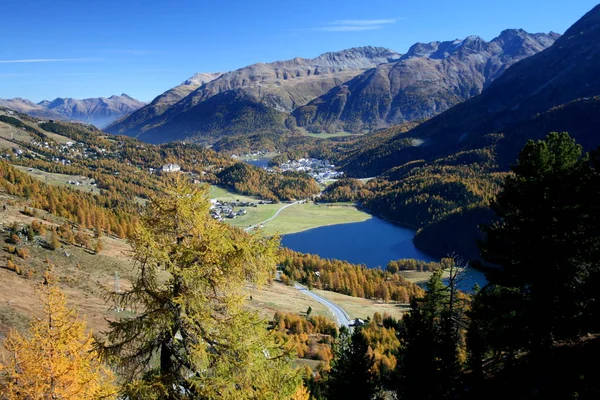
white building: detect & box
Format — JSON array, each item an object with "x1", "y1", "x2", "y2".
[{"x1": 161, "y1": 163, "x2": 181, "y2": 173}]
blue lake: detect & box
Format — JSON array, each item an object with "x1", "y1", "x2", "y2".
[
  {"x1": 281, "y1": 217, "x2": 488, "y2": 291},
  {"x1": 244, "y1": 158, "x2": 270, "y2": 168}
]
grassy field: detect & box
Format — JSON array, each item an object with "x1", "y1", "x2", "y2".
[
  {"x1": 296, "y1": 127, "x2": 360, "y2": 139},
  {"x1": 248, "y1": 279, "x2": 409, "y2": 323},
  {"x1": 14, "y1": 165, "x2": 97, "y2": 194},
  {"x1": 0, "y1": 117, "x2": 73, "y2": 145},
  {"x1": 261, "y1": 202, "x2": 370, "y2": 236},
  {"x1": 209, "y1": 185, "x2": 263, "y2": 202},
  {"x1": 245, "y1": 281, "x2": 331, "y2": 319},
  {"x1": 311, "y1": 288, "x2": 409, "y2": 321},
  {"x1": 0, "y1": 137, "x2": 18, "y2": 151},
  {"x1": 40, "y1": 130, "x2": 73, "y2": 145},
  {"x1": 0, "y1": 122, "x2": 32, "y2": 143},
  {"x1": 210, "y1": 186, "x2": 371, "y2": 235}
]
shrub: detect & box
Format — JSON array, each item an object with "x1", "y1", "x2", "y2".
[{"x1": 16, "y1": 248, "x2": 30, "y2": 259}]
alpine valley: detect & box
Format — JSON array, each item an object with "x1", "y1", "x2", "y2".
[
  {"x1": 2, "y1": 3, "x2": 600, "y2": 399},
  {"x1": 106, "y1": 29, "x2": 558, "y2": 144}
]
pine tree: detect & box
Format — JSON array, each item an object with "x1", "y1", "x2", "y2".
[
  {"x1": 397, "y1": 265, "x2": 466, "y2": 400},
  {"x1": 327, "y1": 327, "x2": 377, "y2": 400},
  {"x1": 0, "y1": 272, "x2": 115, "y2": 399},
  {"x1": 478, "y1": 132, "x2": 600, "y2": 350},
  {"x1": 95, "y1": 178, "x2": 301, "y2": 399}
]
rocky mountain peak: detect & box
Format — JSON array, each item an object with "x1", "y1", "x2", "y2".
[
  {"x1": 183, "y1": 72, "x2": 223, "y2": 86},
  {"x1": 314, "y1": 46, "x2": 401, "y2": 65},
  {"x1": 293, "y1": 29, "x2": 560, "y2": 134}
]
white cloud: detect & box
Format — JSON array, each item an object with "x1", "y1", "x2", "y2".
[
  {"x1": 316, "y1": 18, "x2": 399, "y2": 32},
  {"x1": 0, "y1": 58, "x2": 103, "y2": 64},
  {"x1": 317, "y1": 25, "x2": 382, "y2": 32},
  {"x1": 330, "y1": 19, "x2": 398, "y2": 26}
]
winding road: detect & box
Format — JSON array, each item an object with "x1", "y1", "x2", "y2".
[
  {"x1": 244, "y1": 200, "x2": 302, "y2": 232},
  {"x1": 294, "y1": 283, "x2": 351, "y2": 327},
  {"x1": 246, "y1": 202, "x2": 351, "y2": 327}
]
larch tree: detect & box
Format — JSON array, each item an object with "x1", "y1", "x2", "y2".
[
  {"x1": 95, "y1": 178, "x2": 301, "y2": 399},
  {"x1": 0, "y1": 272, "x2": 116, "y2": 399}
]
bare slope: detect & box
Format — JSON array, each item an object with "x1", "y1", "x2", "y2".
[
  {"x1": 343, "y1": 5, "x2": 600, "y2": 177},
  {"x1": 293, "y1": 30, "x2": 559, "y2": 133},
  {"x1": 106, "y1": 47, "x2": 400, "y2": 144}
]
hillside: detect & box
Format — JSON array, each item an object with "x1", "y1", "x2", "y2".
[
  {"x1": 0, "y1": 121, "x2": 416, "y2": 384},
  {"x1": 293, "y1": 30, "x2": 559, "y2": 133},
  {"x1": 323, "y1": 5, "x2": 600, "y2": 260},
  {"x1": 344, "y1": 5, "x2": 600, "y2": 178},
  {"x1": 105, "y1": 72, "x2": 222, "y2": 135},
  {"x1": 0, "y1": 106, "x2": 320, "y2": 204},
  {"x1": 105, "y1": 47, "x2": 401, "y2": 143}
]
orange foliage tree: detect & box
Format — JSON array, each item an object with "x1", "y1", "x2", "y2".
[{"x1": 0, "y1": 273, "x2": 115, "y2": 399}]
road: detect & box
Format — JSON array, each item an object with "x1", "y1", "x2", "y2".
[
  {"x1": 245, "y1": 201, "x2": 350, "y2": 327},
  {"x1": 294, "y1": 283, "x2": 351, "y2": 327},
  {"x1": 244, "y1": 201, "x2": 302, "y2": 232}
]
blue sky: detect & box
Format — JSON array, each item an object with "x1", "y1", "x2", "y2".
[{"x1": 1, "y1": 0, "x2": 597, "y2": 102}]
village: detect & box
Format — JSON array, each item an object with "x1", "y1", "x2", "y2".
[
  {"x1": 2, "y1": 129, "x2": 185, "y2": 177},
  {"x1": 268, "y1": 157, "x2": 343, "y2": 183},
  {"x1": 208, "y1": 198, "x2": 274, "y2": 221}
]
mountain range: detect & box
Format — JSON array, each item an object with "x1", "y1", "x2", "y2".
[
  {"x1": 342, "y1": 4, "x2": 600, "y2": 177},
  {"x1": 330, "y1": 3, "x2": 600, "y2": 259},
  {"x1": 0, "y1": 94, "x2": 145, "y2": 128},
  {"x1": 105, "y1": 31, "x2": 558, "y2": 144},
  {"x1": 293, "y1": 29, "x2": 559, "y2": 133},
  {"x1": 106, "y1": 47, "x2": 400, "y2": 143}
]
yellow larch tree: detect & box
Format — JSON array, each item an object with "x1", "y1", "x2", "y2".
[{"x1": 0, "y1": 273, "x2": 116, "y2": 399}]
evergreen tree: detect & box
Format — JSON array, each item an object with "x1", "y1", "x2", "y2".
[
  {"x1": 327, "y1": 327, "x2": 378, "y2": 400},
  {"x1": 95, "y1": 178, "x2": 301, "y2": 399},
  {"x1": 478, "y1": 132, "x2": 600, "y2": 351},
  {"x1": 397, "y1": 265, "x2": 466, "y2": 400}
]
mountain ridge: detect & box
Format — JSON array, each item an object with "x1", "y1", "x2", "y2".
[
  {"x1": 107, "y1": 32, "x2": 558, "y2": 145},
  {"x1": 0, "y1": 94, "x2": 146, "y2": 128},
  {"x1": 341, "y1": 5, "x2": 600, "y2": 177},
  {"x1": 106, "y1": 46, "x2": 400, "y2": 143},
  {"x1": 293, "y1": 29, "x2": 559, "y2": 133}
]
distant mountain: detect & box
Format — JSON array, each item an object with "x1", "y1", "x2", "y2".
[
  {"x1": 106, "y1": 72, "x2": 222, "y2": 134},
  {"x1": 293, "y1": 29, "x2": 559, "y2": 133},
  {"x1": 0, "y1": 94, "x2": 146, "y2": 128},
  {"x1": 105, "y1": 47, "x2": 401, "y2": 144},
  {"x1": 40, "y1": 94, "x2": 146, "y2": 128},
  {"x1": 0, "y1": 98, "x2": 65, "y2": 120},
  {"x1": 343, "y1": 4, "x2": 600, "y2": 177}
]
